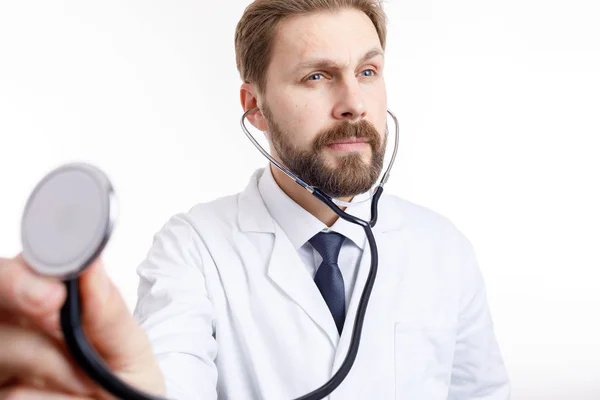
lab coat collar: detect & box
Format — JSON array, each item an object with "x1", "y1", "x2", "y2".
[
  {"x1": 237, "y1": 168, "x2": 276, "y2": 234},
  {"x1": 257, "y1": 164, "x2": 373, "y2": 250},
  {"x1": 258, "y1": 164, "x2": 327, "y2": 249}
]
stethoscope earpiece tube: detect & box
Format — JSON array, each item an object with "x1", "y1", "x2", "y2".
[
  {"x1": 240, "y1": 108, "x2": 400, "y2": 209},
  {"x1": 60, "y1": 278, "x2": 167, "y2": 400}
]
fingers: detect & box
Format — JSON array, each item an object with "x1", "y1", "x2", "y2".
[
  {"x1": 78, "y1": 260, "x2": 154, "y2": 370},
  {"x1": 0, "y1": 256, "x2": 66, "y2": 319},
  {"x1": 0, "y1": 310, "x2": 61, "y2": 339},
  {"x1": 0, "y1": 255, "x2": 65, "y2": 342},
  {"x1": 0, "y1": 385, "x2": 91, "y2": 400},
  {"x1": 0, "y1": 323, "x2": 94, "y2": 396},
  {"x1": 0, "y1": 255, "x2": 162, "y2": 396}
]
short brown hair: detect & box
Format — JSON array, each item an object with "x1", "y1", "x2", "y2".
[{"x1": 234, "y1": 0, "x2": 388, "y2": 95}]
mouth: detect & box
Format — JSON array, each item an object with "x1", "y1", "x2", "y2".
[
  {"x1": 329, "y1": 137, "x2": 369, "y2": 145},
  {"x1": 326, "y1": 138, "x2": 370, "y2": 152}
]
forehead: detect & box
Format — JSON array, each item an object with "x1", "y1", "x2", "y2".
[{"x1": 270, "y1": 8, "x2": 382, "y2": 71}]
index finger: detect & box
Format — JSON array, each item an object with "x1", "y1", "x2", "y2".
[{"x1": 0, "y1": 255, "x2": 66, "y2": 318}]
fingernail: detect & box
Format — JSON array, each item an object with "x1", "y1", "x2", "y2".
[{"x1": 18, "y1": 275, "x2": 60, "y2": 307}]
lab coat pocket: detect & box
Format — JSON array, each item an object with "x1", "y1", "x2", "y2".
[{"x1": 394, "y1": 322, "x2": 456, "y2": 400}]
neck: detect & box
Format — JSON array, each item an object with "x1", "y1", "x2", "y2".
[{"x1": 269, "y1": 164, "x2": 352, "y2": 227}]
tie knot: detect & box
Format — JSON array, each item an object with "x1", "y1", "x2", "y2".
[{"x1": 309, "y1": 231, "x2": 345, "y2": 265}]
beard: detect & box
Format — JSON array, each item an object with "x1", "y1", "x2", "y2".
[{"x1": 261, "y1": 104, "x2": 387, "y2": 198}]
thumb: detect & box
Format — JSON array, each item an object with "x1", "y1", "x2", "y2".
[{"x1": 76, "y1": 258, "x2": 153, "y2": 370}]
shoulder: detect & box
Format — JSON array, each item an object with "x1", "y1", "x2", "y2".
[
  {"x1": 379, "y1": 193, "x2": 474, "y2": 250},
  {"x1": 382, "y1": 193, "x2": 461, "y2": 231},
  {"x1": 165, "y1": 192, "x2": 242, "y2": 236}
]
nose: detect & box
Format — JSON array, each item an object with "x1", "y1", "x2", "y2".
[{"x1": 332, "y1": 78, "x2": 367, "y2": 122}]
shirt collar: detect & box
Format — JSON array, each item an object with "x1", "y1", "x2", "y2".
[{"x1": 258, "y1": 164, "x2": 372, "y2": 250}]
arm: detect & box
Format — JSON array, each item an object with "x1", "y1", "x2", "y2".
[
  {"x1": 448, "y1": 236, "x2": 511, "y2": 400},
  {"x1": 132, "y1": 214, "x2": 218, "y2": 400}
]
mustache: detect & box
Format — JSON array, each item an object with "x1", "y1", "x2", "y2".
[{"x1": 312, "y1": 120, "x2": 381, "y2": 151}]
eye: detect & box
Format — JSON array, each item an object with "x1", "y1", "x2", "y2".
[
  {"x1": 306, "y1": 73, "x2": 325, "y2": 81},
  {"x1": 360, "y1": 69, "x2": 376, "y2": 77}
]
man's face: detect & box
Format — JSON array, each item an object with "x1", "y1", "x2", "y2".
[{"x1": 259, "y1": 8, "x2": 388, "y2": 198}]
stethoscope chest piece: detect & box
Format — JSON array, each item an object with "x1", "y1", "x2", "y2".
[{"x1": 21, "y1": 163, "x2": 116, "y2": 280}]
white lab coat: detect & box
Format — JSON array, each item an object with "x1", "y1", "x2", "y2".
[{"x1": 132, "y1": 167, "x2": 511, "y2": 400}]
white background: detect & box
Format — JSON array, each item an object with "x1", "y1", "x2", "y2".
[{"x1": 1, "y1": 1, "x2": 599, "y2": 398}]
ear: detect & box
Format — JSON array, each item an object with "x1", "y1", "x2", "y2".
[{"x1": 240, "y1": 83, "x2": 268, "y2": 131}]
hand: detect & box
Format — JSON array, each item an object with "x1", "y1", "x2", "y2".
[{"x1": 0, "y1": 254, "x2": 166, "y2": 399}]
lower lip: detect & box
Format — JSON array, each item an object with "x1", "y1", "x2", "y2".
[{"x1": 327, "y1": 142, "x2": 368, "y2": 152}]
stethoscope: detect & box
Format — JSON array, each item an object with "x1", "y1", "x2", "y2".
[{"x1": 19, "y1": 108, "x2": 399, "y2": 400}]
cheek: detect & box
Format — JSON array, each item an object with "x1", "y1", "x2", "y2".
[
  {"x1": 370, "y1": 88, "x2": 388, "y2": 137},
  {"x1": 282, "y1": 103, "x2": 322, "y2": 148},
  {"x1": 366, "y1": 109, "x2": 388, "y2": 151}
]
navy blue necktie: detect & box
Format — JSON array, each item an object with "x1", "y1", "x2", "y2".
[{"x1": 309, "y1": 231, "x2": 346, "y2": 335}]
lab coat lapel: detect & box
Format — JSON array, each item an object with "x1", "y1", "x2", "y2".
[
  {"x1": 267, "y1": 224, "x2": 341, "y2": 348},
  {"x1": 238, "y1": 168, "x2": 341, "y2": 348}
]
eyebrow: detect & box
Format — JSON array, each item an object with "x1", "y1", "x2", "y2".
[{"x1": 295, "y1": 48, "x2": 384, "y2": 72}]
